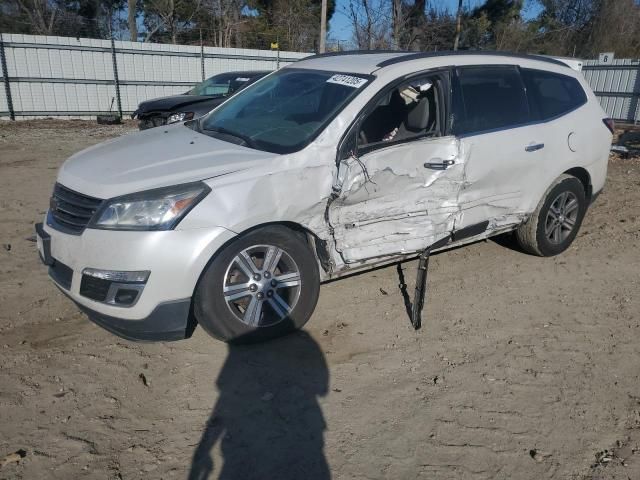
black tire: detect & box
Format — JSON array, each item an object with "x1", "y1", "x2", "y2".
[
  {"x1": 96, "y1": 114, "x2": 121, "y2": 125},
  {"x1": 516, "y1": 174, "x2": 587, "y2": 257},
  {"x1": 194, "y1": 226, "x2": 320, "y2": 343},
  {"x1": 138, "y1": 120, "x2": 153, "y2": 130}
]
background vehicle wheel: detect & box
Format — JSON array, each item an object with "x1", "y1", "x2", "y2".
[
  {"x1": 194, "y1": 226, "x2": 320, "y2": 343},
  {"x1": 96, "y1": 114, "x2": 121, "y2": 125},
  {"x1": 516, "y1": 174, "x2": 587, "y2": 257}
]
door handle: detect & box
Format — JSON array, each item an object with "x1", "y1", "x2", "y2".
[
  {"x1": 525, "y1": 143, "x2": 545, "y2": 152},
  {"x1": 424, "y1": 159, "x2": 455, "y2": 170}
]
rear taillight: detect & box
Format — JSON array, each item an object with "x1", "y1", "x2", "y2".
[{"x1": 603, "y1": 118, "x2": 615, "y2": 134}]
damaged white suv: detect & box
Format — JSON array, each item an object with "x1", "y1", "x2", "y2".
[{"x1": 36, "y1": 51, "x2": 613, "y2": 343}]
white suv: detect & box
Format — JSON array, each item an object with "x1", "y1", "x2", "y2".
[{"x1": 36, "y1": 51, "x2": 613, "y2": 343}]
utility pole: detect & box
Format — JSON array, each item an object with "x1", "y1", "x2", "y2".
[
  {"x1": 453, "y1": 0, "x2": 463, "y2": 51},
  {"x1": 392, "y1": 0, "x2": 402, "y2": 49},
  {"x1": 319, "y1": 0, "x2": 327, "y2": 53}
]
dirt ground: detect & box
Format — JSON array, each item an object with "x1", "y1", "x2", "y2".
[{"x1": 1, "y1": 119, "x2": 639, "y2": 480}]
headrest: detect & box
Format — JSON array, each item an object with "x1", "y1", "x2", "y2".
[{"x1": 405, "y1": 97, "x2": 430, "y2": 132}]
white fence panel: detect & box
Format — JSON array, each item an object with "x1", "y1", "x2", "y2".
[
  {"x1": 583, "y1": 58, "x2": 640, "y2": 123},
  {"x1": 0, "y1": 33, "x2": 311, "y2": 119}
]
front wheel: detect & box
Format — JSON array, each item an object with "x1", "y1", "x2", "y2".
[
  {"x1": 194, "y1": 226, "x2": 320, "y2": 343},
  {"x1": 516, "y1": 174, "x2": 587, "y2": 257}
]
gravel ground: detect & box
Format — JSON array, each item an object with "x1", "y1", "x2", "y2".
[{"x1": 0, "y1": 120, "x2": 639, "y2": 480}]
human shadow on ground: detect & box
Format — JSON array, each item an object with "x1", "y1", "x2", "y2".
[{"x1": 188, "y1": 326, "x2": 330, "y2": 480}]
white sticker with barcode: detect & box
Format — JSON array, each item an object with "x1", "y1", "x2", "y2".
[
  {"x1": 236, "y1": 77, "x2": 250, "y2": 82},
  {"x1": 327, "y1": 74, "x2": 367, "y2": 88}
]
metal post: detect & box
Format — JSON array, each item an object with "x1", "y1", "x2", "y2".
[
  {"x1": 200, "y1": 29, "x2": 205, "y2": 81},
  {"x1": 109, "y1": 33, "x2": 123, "y2": 118},
  {"x1": 634, "y1": 62, "x2": 640, "y2": 125},
  {"x1": 0, "y1": 34, "x2": 15, "y2": 121}
]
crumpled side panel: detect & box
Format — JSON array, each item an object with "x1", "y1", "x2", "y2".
[{"x1": 329, "y1": 137, "x2": 463, "y2": 264}]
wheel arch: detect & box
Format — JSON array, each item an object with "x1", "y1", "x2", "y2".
[
  {"x1": 192, "y1": 221, "x2": 330, "y2": 302},
  {"x1": 563, "y1": 167, "x2": 592, "y2": 201},
  {"x1": 238, "y1": 221, "x2": 332, "y2": 274}
]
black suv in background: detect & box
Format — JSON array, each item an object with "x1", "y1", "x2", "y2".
[{"x1": 132, "y1": 70, "x2": 270, "y2": 130}]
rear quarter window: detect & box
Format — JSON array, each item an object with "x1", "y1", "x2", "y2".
[
  {"x1": 453, "y1": 66, "x2": 530, "y2": 135},
  {"x1": 521, "y1": 69, "x2": 587, "y2": 121}
]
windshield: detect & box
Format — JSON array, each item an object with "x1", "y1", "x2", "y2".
[
  {"x1": 188, "y1": 72, "x2": 258, "y2": 97},
  {"x1": 200, "y1": 69, "x2": 370, "y2": 154}
]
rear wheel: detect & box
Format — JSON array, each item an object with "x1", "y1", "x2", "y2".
[
  {"x1": 516, "y1": 174, "x2": 587, "y2": 257},
  {"x1": 194, "y1": 226, "x2": 320, "y2": 343}
]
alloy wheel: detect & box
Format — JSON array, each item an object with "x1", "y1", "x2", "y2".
[
  {"x1": 545, "y1": 191, "x2": 579, "y2": 244},
  {"x1": 222, "y1": 245, "x2": 302, "y2": 327}
]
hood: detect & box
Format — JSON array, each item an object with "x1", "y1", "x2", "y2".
[
  {"x1": 57, "y1": 124, "x2": 276, "y2": 199},
  {"x1": 134, "y1": 94, "x2": 222, "y2": 115}
]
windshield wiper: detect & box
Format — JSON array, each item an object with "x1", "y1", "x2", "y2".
[{"x1": 206, "y1": 126, "x2": 255, "y2": 148}]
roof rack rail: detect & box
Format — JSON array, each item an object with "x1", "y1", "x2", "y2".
[
  {"x1": 302, "y1": 49, "x2": 407, "y2": 60},
  {"x1": 375, "y1": 50, "x2": 569, "y2": 68}
]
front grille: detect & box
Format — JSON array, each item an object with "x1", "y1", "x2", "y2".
[
  {"x1": 48, "y1": 183, "x2": 102, "y2": 234},
  {"x1": 80, "y1": 275, "x2": 111, "y2": 302},
  {"x1": 49, "y1": 260, "x2": 73, "y2": 290}
]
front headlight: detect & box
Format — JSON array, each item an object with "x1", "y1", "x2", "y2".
[
  {"x1": 91, "y1": 182, "x2": 210, "y2": 231},
  {"x1": 167, "y1": 112, "x2": 194, "y2": 124}
]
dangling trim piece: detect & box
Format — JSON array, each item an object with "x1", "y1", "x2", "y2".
[{"x1": 410, "y1": 235, "x2": 450, "y2": 330}]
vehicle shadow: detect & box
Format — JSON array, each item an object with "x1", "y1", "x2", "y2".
[
  {"x1": 188, "y1": 325, "x2": 330, "y2": 480},
  {"x1": 490, "y1": 231, "x2": 523, "y2": 253}
]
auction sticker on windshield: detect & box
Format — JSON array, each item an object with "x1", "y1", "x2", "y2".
[{"x1": 327, "y1": 74, "x2": 367, "y2": 88}]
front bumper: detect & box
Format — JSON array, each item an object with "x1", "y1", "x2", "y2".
[
  {"x1": 36, "y1": 220, "x2": 237, "y2": 341},
  {"x1": 71, "y1": 293, "x2": 194, "y2": 341}
]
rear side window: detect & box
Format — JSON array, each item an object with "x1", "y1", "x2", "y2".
[
  {"x1": 453, "y1": 66, "x2": 529, "y2": 135},
  {"x1": 521, "y1": 69, "x2": 587, "y2": 120}
]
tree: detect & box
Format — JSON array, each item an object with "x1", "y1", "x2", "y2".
[
  {"x1": 531, "y1": 0, "x2": 601, "y2": 56},
  {"x1": 465, "y1": 0, "x2": 523, "y2": 49},
  {"x1": 246, "y1": 0, "x2": 334, "y2": 50},
  {"x1": 273, "y1": 0, "x2": 323, "y2": 51},
  {"x1": 461, "y1": 10, "x2": 491, "y2": 49},
  {"x1": 191, "y1": 0, "x2": 245, "y2": 48},
  {"x1": 12, "y1": 0, "x2": 59, "y2": 35},
  {"x1": 584, "y1": 0, "x2": 640, "y2": 57},
  {"x1": 142, "y1": 0, "x2": 202, "y2": 43},
  {"x1": 348, "y1": 0, "x2": 390, "y2": 49},
  {"x1": 1, "y1": 0, "x2": 126, "y2": 37},
  {"x1": 409, "y1": 2, "x2": 456, "y2": 51}
]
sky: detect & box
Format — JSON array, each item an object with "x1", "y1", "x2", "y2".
[{"x1": 328, "y1": 0, "x2": 543, "y2": 44}]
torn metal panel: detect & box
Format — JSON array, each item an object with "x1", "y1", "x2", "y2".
[{"x1": 329, "y1": 136, "x2": 463, "y2": 264}]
